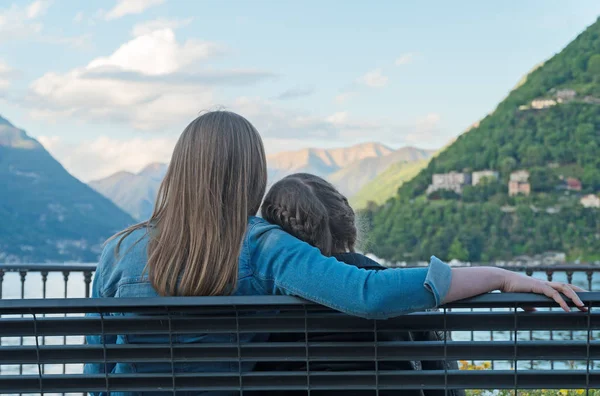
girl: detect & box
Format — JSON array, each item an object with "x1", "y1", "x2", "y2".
[
  {"x1": 85, "y1": 111, "x2": 585, "y2": 385},
  {"x1": 259, "y1": 172, "x2": 464, "y2": 396}
]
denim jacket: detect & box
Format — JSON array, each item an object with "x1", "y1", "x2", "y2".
[{"x1": 84, "y1": 216, "x2": 452, "y2": 394}]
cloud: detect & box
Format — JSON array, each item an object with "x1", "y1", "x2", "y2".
[
  {"x1": 404, "y1": 113, "x2": 443, "y2": 145},
  {"x1": 334, "y1": 91, "x2": 356, "y2": 104},
  {"x1": 39, "y1": 34, "x2": 92, "y2": 49},
  {"x1": 27, "y1": 28, "x2": 274, "y2": 130},
  {"x1": 273, "y1": 87, "x2": 314, "y2": 100},
  {"x1": 0, "y1": 60, "x2": 13, "y2": 90},
  {"x1": 73, "y1": 11, "x2": 84, "y2": 23},
  {"x1": 132, "y1": 17, "x2": 192, "y2": 36},
  {"x1": 39, "y1": 135, "x2": 176, "y2": 181},
  {"x1": 395, "y1": 53, "x2": 415, "y2": 66},
  {"x1": 26, "y1": 0, "x2": 51, "y2": 19},
  {"x1": 105, "y1": 0, "x2": 165, "y2": 20},
  {"x1": 357, "y1": 69, "x2": 388, "y2": 88},
  {"x1": 87, "y1": 29, "x2": 221, "y2": 75},
  {"x1": 0, "y1": 1, "x2": 46, "y2": 41}
]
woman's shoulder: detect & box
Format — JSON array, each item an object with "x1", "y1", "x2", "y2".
[{"x1": 98, "y1": 227, "x2": 150, "y2": 274}]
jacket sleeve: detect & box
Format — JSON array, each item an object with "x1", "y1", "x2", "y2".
[
  {"x1": 250, "y1": 224, "x2": 452, "y2": 319},
  {"x1": 83, "y1": 245, "x2": 117, "y2": 379}
]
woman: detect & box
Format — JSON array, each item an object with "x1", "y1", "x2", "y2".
[{"x1": 84, "y1": 111, "x2": 585, "y2": 388}]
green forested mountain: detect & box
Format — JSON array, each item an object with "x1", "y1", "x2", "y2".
[
  {"x1": 0, "y1": 115, "x2": 135, "y2": 262},
  {"x1": 350, "y1": 159, "x2": 429, "y2": 209},
  {"x1": 364, "y1": 17, "x2": 600, "y2": 263}
]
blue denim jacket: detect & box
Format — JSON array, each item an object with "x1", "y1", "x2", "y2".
[{"x1": 84, "y1": 216, "x2": 452, "y2": 394}]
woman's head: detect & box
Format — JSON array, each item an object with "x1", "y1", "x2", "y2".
[
  {"x1": 261, "y1": 173, "x2": 357, "y2": 256},
  {"x1": 115, "y1": 110, "x2": 267, "y2": 296}
]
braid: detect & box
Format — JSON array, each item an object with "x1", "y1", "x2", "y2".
[{"x1": 261, "y1": 182, "x2": 333, "y2": 255}]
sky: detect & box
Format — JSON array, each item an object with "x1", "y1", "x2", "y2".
[{"x1": 0, "y1": 0, "x2": 599, "y2": 181}]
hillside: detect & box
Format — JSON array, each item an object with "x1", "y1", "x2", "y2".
[
  {"x1": 350, "y1": 159, "x2": 429, "y2": 209},
  {"x1": 365, "y1": 17, "x2": 600, "y2": 263},
  {"x1": 0, "y1": 115, "x2": 135, "y2": 263},
  {"x1": 329, "y1": 147, "x2": 433, "y2": 197},
  {"x1": 90, "y1": 163, "x2": 167, "y2": 221}
]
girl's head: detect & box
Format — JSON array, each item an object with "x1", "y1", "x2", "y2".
[
  {"x1": 261, "y1": 173, "x2": 357, "y2": 256},
  {"x1": 115, "y1": 110, "x2": 267, "y2": 296}
]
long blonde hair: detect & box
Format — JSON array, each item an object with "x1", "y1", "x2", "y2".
[{"x1": 111, "y1": 111, "x2": 267, "y2": 296}]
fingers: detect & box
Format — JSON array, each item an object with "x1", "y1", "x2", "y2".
[
  {"x1": 547, "y1": 282, "x2": 587, "y2": 312},
  {"x1": 541, "y1": 285, "x2": 570, "y2": 312}
]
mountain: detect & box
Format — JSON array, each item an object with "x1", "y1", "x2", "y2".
[
  {"x1": 350, "y1": 158, "x2": 430, "y2": 209},
  {"x1": 92, "y1": 142, "x2": 432, "y2": 219},
  {"x1": 328, "y1": 147, "x2": 433, "y2": 197},
  {"x1": 0, "y1": 115, "x2": 135, "y2": 263},
  {"x1": 266, "y1": 142, "x2": 394, "y2": 182},
  {"x1": 90, "y1": 163, "x2": 167, "y2": 221},
  {"x1": 365, "y1": 17, "x2": 600, "y2": 263}
]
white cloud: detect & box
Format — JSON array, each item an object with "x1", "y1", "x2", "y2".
[
  {"x1": 358, "y1": 69, "x2": 388, "y2": 88},
  {"x1": 105, "y1": 0, "x2": 165, "y2": 20},
  {"x1": 0, "y1": 1, "x2": 45, "y2": 41},
  {"x1": 132, "y1": 17, "x2": 192, "y2": 37},
  {"x1": 27, "y1": 28, "x2": 273, "y2": 130},
  {"x1": 404, "y1": 113, "x2": 443, "y2": 145},
  {"x1": 26, "y1": 0, "x2": 51, "y2": 19},
  {"x1": 334, "y1": 91, "x2": 356, "y2": 104},
  {"x1": 273, "y1": 87, "x2": 314, "y2": 100},
  {"x1": 39, "y1": 135, "x2": 176, "y2": 181},
  {"x1": 88, "y1": 29, "x2": 220, "y2": 75},
  {"x1": 0, "y1": 60, "x2": 14, "y2": 90},
  {"x1": 73, "y1": 11, "x2": 84, "y2": 23},
  {"x1": 395, "y1": 53, "x2": 415, "y2": 66},
  {"x1": 325, "y1": 111, "x2": 348, "y2": 126}
]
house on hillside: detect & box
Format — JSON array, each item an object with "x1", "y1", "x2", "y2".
[
  {"x1": 557, "y1": 176, "x2": 583, "y2": 192},
  {"x1": 566, "y1": 177, "x2": 582, "y2": 191},
  {"x1": 509, "y1": 170, "x2": 530, "y2": 196},
  {"x1": 581, "y1": 194, "x2": 600, "y2": 208},
  {"x1": 426, "y1": 172, "x2": 471, "y2": 195},
  {"x1": 555, "y1": 89, "x2": 577, "y2": 102},
  {"x1": 530, "y1": 98, "x2": 557, "y2": 109},
  {"x1": 472, "y1": 170, "x2": 499, "y2": 185}
]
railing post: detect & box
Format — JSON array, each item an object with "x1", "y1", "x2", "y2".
[
  {"x1": 19, "y1": 270, "x2": 27, "y2": 299},
  {"x1": 84, "y1": 271, "x2": 93, "y2": 298}
]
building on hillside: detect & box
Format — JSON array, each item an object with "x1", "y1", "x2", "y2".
[
  {"x1": 580, "y1": 194, "x2": 600, "y2": 208},
  {"x1": 472, "y1": 170, "x2": 499, "y2": 185},
  {"x1": 509, "y1": 170, "x2": 531, "y2": 196},
  {"x1": 426, "y1": 172, "x2": 471, "y2": 195},
  {"x1": 510, "y1": 170, "x2": 530, "y2": 183},
  {"x1": 566, "y1": 177, "x2": 582, "y2": 191},
  {"x1": 530, "y1": 98, "x2": 557, "y2": 109},
  {"x1": 554, "y1": 89, "x2": 577, "y2": 102}
]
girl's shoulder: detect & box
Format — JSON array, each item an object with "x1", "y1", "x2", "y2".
[{"x1": 333, "y1": 253, "x2": 385, "y2": 270}]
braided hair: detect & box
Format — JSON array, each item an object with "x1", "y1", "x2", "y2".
[{"x1": 261, "y1": 173, "x2": 357, "y2": 256}]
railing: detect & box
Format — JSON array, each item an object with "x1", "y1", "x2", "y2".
[
  {"x1": 0, "y1": 293, "x2": 599, "y2": 394},
  {"x1": 1, "y1": 263, "x2": 599, "y2": 300}
]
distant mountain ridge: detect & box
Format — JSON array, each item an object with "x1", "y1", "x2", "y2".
[
  {"x1": 89, "y1": 163, "x2": 167, "y2": 221},
  {"x1": 266, "y1": 142, "x2": 395, "y2": 182},
  {"x1": 90, "y1": 142, "x2": 434, "y2": 220},
  {"x1": 0, "y1": 114, "x2": 135, "y2": 263}
]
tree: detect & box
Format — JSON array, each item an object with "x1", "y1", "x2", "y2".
[
  {"x1": 587, "y1": 54, "x2": 600, "y2": 75},
  {"x1": 448, "y1": 238, "x2": 469, "y2": 261}
]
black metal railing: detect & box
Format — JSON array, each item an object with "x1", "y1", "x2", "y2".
[{"x1": 0, "y1": 293, "x2": 599, "y2": 394}]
